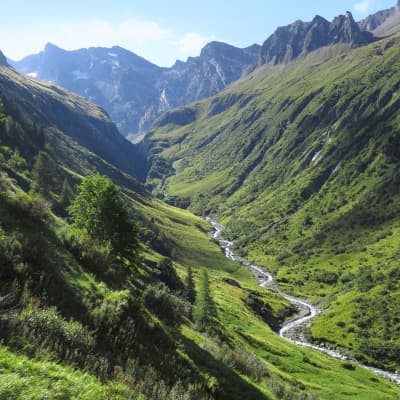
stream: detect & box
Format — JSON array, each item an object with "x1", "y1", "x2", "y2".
[{"x1": 206, "y1": 217, "x2": 400, "y2": 386}]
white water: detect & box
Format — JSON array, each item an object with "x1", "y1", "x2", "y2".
[{"x1": 206, "y1": 217, "x2": 400, "y2": 386}]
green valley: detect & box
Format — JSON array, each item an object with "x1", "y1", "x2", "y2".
[
  {"x1": 1, "y1": 46, "x2": 399, "y2": 399},
  {"x1": 147, "y1": 33, "x2": 400, "y2": 374},
  {"x1": 2, "y1": 3, "x2": 400, "y2": 399}
]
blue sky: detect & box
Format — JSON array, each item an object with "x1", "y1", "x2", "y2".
[{"x1": 0, "y1": 0, "x2": 396, "y2": 66}]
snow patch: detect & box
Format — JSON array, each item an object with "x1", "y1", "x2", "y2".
[
  {"x1": 107, "y1": 52, "x2": 118, "y2": 57},
  {"x1": 27, "y1": 72, "x2": 38, "y2": 78}
]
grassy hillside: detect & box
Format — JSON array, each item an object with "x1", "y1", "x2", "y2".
[
  {"x1": 146, "y1": 35, "x2": 400, "y2": 371},
  {"x1": 0, "y1": 64, "x2": 148, "y2": 181},
  {"x1": 1, "y1": 62, "x2": 399, "y2": 399}
]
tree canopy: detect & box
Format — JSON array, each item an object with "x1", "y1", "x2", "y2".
[{"x1": 68, "y1": 174, "x2": 139, "y2": 262}]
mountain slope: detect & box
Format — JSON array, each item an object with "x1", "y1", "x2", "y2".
[
  {"x1": 10, "y1": 9, "x2": 377, "y2": 139},
  {"x1": 1, "y1": 53, "x2": 399, "y2": 399},
  {"x1": 0, "y1": 62, "x2": 148, "y2": 181},
  {"x1": 11, "y1": 42, "x2": 260, "y2": 137},
  {"x1": 146, "y1": 33, "x2": 400, "y2": 371}
]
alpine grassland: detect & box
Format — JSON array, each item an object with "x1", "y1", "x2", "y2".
[{"x1": 147, "y1": 34, "x2": 400, "y2": 374}]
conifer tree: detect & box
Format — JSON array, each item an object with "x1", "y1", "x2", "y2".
[
  {"x1": 59, "y1": 178, "x2": 74, "y2": 209},
  {"x1": 31, "y1": 151, "x2": 57, "y2": 197},
  {"x1": 193, "y1": 269, "x2": 215, "y2": 331},
  {"x1": 184, "y1": 266, "x2": 196, "y2": 304}
]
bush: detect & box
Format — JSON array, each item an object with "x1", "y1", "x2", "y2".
[
  {"x1": 20, "y1": 306, "x2": 93, "y2": 349},
  {"x1": 9, "y1": 191, "x2": 50, "y2": 220},
  {"x1": 142, "y1": 283, "x2": 189, "y2": 326},
  {"x1": 0, "y1": 228, "x2": 24, "y2": 276},
  {"x1": 222, "y1": 344, "x2": 269, "y2": 382},
  {"x1": 91, "y1": 289, "x2": 131, "y2": 328},
  {"x1": 342, "y1": 362, "x2": 356, "y2": 371},
  {"x1": 313, "y1": 270, "x2": 338, "y2": 285},
  {"x1": 61, "y1": 227, "x2": 112, "y2": 272}
]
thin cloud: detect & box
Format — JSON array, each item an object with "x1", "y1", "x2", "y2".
[
  {"x1": 52, "y1": 18, "x2": 173, "y2": 50},
  {"x1": 179, "y1": 32, "x2": 215, "y2": 56},
  {"x1": 354, "y1": 0, "x2": 373, "y2": 14},
  {"x1": 0, "y1": 18, "x2": 216, "y2": 66}
]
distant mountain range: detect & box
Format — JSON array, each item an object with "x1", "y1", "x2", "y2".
[
  {"x1": 9, "y1": 6, "x2": 398, "y2": 139},
  {"x1": 10, "y1": 42, "x2": 260, "y2": 138}
]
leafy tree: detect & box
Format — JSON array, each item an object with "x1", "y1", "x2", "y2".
[
  {"x1": 7, "y1": 149, "x2": 27, "y2": 172},
  {"x1": 184, "y1": 266, "x2": 196, "y2": 304},
  {"x1": 68, "y1": 174, "x2": 139, "y2": 262},
  {"x1": 31, "y1": 151, "x2": 57, "y2": 197},
  {"x1": 59, "y1": 178, "x2": 74, "y2": 209}
]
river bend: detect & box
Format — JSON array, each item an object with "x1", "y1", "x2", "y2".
[{"x1": 206, "y1": 217, "x2": 400, "y2": 386}]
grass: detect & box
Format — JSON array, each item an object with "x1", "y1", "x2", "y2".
[
  {"x1": 2, "y1": 41, "x2": 400, "y2": 397},
  {"x1": 0, "y1": 345, "x2": 140, "y2": 400},
  {"x1": 146, "y1": 34, "x2": 400, "y2": 373}
]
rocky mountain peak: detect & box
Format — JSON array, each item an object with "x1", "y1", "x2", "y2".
[
  {"x1": 11, "y1": 41, "x2": 260, "y2": 138},
  {"x1": 359, "y1": 1, "x2": 400, "y2": 34},
  {"x1": 260, "y1": 11, "x2": 374, "y2": 65},
  {"x1": 0, "y1": 51, "x2": 8, "y2": 66},
  {"x1": 330, "y1": 11, "x2": 371, "y2": 45}
]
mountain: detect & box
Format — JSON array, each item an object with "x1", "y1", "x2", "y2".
[
  {"x1": 0, "y1": 57, "x2": 148, "y2": 181},
  {"x1": 0, "y1": 50, "x2": 7, "y2": 66},
  {"x1": 10, "y1": 11, "x2": 377, "y2": 138},
  {"x1": 2, "y1": 46, "x2": 399, "y2": 399},
  {"x1": 359, "y1": 1, "x2": 400, "y2": 33},
  {"x1": 146, "y1": 29, "x2": 400, "y2": 373},
  {"x1": 11, "y1": 42, "x2": 260, "y2": 138},
  {"x1": 260, "y1": 12, "x2": 374, "y2": 65}
]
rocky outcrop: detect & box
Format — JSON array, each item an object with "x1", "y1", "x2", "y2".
[
  {"x1": 260, "y1": 12, "x2": 374, "y2": 65},
  {"x1": 359, "y1": 1, "x2": 400, "y2": 32},
  {"x1": 0, "y1": 51, "x2": 8, "y2": 66}
]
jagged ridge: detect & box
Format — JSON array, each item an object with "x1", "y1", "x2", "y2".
[{"x1": 260, "y1": 12, "x2": 374, "y2": 65}]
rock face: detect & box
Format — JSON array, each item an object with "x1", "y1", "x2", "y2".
[
  {"x1": 11, "y1": 42, "x2": 260, "y2": 137},
  {"x1": 359, "y1": 8, "x2": 396, "y2": 32},
  {"x1": 10, "y1": 9, "x2": 382, "y2": 138},
  {"x1": 359, "y1": 1, "x2": 400, "y2": 36},
  {"x1": 260, "y1": 12, "x2": 374, "y2": 65},
  {"x1": 0, "y1": 51, "x2": 8, "y2": 66}
]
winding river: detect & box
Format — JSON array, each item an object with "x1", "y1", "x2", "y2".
[{"x1": 206, "y1": 217, "x2": 400, "y2": 386}]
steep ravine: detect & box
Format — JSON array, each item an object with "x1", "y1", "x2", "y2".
[{"x1": 206, "y1": 217, "x2": 400, "y2": 386}]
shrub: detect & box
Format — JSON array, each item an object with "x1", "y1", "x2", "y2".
[
  {"x1": 9, "y1": 191, "x2": 50, "y2": 220},
  {"x1": 142, "y1": 283, "x2": 189, "y2": 326},
  {"x1": 91, "y1": 289, "x2": 131, "y2": 328},
  {"x1": 342, "y1": 362, "x2": 356, "y2": 371},
  {"x1": 313, "y1": 270, "x2": 338, "y2": 285},
  {"x1": 20, "y1": 306, "x2": 93, "y2": 349},
  {"x1": 61, "y1": 227, "x2": 112, "y2": 272},
  {"x1": 0, "y1": 228, "x2": 23, "y2": 276}
]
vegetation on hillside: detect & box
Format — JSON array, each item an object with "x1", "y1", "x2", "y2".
[
  {"x1": 146, "y1": 34, "x2": 400, "y2": 371},
  {"x1": 1, "y1": 45, "x2": 400, "y2": 399}
]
